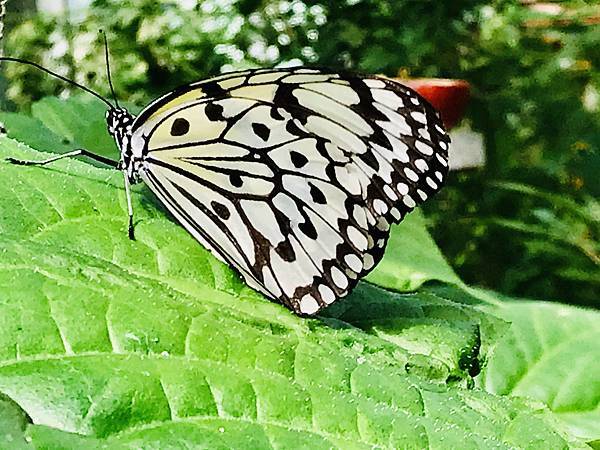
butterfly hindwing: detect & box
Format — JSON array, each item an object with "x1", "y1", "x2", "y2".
[{"x1": 129, "y1": 68, "x2": 450, "y2": 314}]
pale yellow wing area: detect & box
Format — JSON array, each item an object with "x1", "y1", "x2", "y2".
[{"x1": 131, "y1": 68, "x2": 322, "y2": 131}]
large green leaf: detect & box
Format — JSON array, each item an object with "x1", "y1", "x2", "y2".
[
  {"x1": 0, "y1": 394, "x2": 32, "y2": 449},
  {"x1": 366, "y1": 211, "x2": 462, "y2": 292},
  {"x1": 0, "y1": 134, "x2": 496, "y2": 381},
  {"x1": 0, "y1": 95, "x2": 136, "y2": 163},
  {"x1": 480, "y1": 298, "x2": 600, "y2": 444},
  {"x1": 0, "y1": 138, "x2": 588, "y2": 448},
  {"x1": 323, "y1": 283, "x2": 508, "y2": 384},
  {"x1": 0, "y1": 111, "x2": 74, "y2": 155},
  {"x1": 30, "y1": 96, "x2": 118, "y2": 159}
]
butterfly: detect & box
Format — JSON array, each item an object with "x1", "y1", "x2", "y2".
[{"x1": 3, "y1": 55, "x2": 450, "y2": 316}]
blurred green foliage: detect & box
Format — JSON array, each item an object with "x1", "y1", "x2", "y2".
[{"x1": 1, "y1": 0, "x2": 598, "y2": 307}]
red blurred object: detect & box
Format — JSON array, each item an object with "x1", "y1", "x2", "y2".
[{"x1": 399, "y1": 78, "x2": 470, "y2": 129}]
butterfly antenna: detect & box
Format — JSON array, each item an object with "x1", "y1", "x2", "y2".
[
  {"x1": 0, "y1": 57, "x2": 114, "y2": 109},
  {"x1": 101, "y1": 30, "x2": 120, "y2": 108}
]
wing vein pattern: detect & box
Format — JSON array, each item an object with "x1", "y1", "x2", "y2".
[{"x1": 130, "y1": 68, "x2": 450, "y2": 314}]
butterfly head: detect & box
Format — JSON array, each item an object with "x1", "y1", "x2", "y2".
[{"x1": 106, "y1": 107, "x2": 133, "y2": 141}]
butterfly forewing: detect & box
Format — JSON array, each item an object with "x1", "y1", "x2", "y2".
[{"x1": 129, "y1": 68, "x2": 450, "y2": 315}]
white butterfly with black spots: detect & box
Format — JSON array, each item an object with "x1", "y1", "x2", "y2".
[{"x1": 16, "y1": 66, "x2": 451, "y2": 315}]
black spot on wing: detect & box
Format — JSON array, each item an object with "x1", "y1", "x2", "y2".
[
  {"x1": 346, "y1": 76, "x2": 390, "y2": 122},
  {"x1": 170, "y1": 118, "x2": 190, "y2": 136},
  {"x1": 285, "y1": 119, "x2": 306, "y2": 137},
  {"x1": 309, "y1": 183, "x2": 326, "y2": 204},
  {"x1": 273, "y1": 83, "x2": 310, "y2": 123},
  {"x1": 229, "y1": 173, "x2": 243, "y2": 187},
  {"x1": 201, "y1": 80, "x2": 227, "y2": 98},
  {"x1": 290, "y1": 150, "x2": 308, "y2": 168},
  {"x1": 252, "y1": 122, "x2": 271, "y2": 141},
  {"x1": 298, "y1": 220, "x2": 318, "y2": 240},
  {"x1": 211, "y1": 200, "x2": 231, "y2": 220},
  {"x1": 275, "y1": 240, "x2": 296, "y2": 262},
  {"x1": 205, "y1": 102, "x2": 224, "y2": 121}
]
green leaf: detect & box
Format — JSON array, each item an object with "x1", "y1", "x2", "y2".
[
  {"x1": 0, "y1": 111, "x2": 73, "y2": 154},
  {"x1": 323, "y1": 283, "x2": 509, "y2": 384},
  {"x1": 0, "y1": 136, "x2": 493, "y2": 382},
  {"x1": 0, "y1": 138, "x2": 588, "y2": 448},
  {"x1": 31, "y1": 96, "x2": 119, "y2": 160},
  {"x1": 367, "y1": 210, "x2": 462, "y2": 291},
  {"x1": 1, "y1": 95, "x2": 120, "y2": 163},
  {"x1": 481, "y1": 299, "x2": 600, "y2": 444},
  {"x1": 0, "y1": 394, "x2": 32, "y2": 449}
]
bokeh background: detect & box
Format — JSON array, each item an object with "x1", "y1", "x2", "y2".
[{"x1": 1, "y1": 0, "x2": 598, "y2": 308}]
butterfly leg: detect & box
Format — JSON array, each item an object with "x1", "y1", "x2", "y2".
[
  {"x1": 122, "y1": 171, "x2": 135, "y2": 241},
  {"x1": 6, "y1": 149, "x2": 135, "y2": 239},
  {"x1": 6, "y1": 148, "x2": 119, "y2": 168}
]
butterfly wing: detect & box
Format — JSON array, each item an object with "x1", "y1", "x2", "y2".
[{"x1": 129, "y1": 68, "x2": 450, "y2": 314}]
